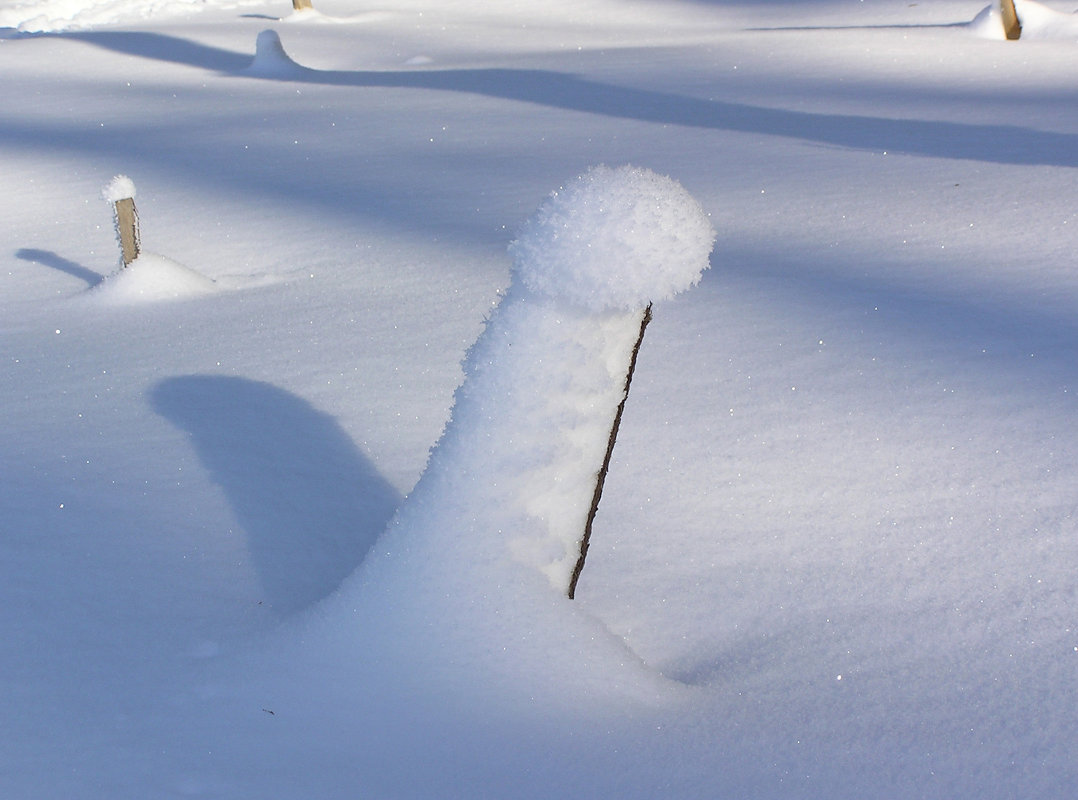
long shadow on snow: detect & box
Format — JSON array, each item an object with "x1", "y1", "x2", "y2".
[
  {"x1": 16, "y1": 248, "x2": 105, "y2": 288},
  {"x1": 150, "y1": 375, "x2": 401, "y2": 615},
  {"x1": 54, "y1": 30, "x2": 1078, "y2": 169}
]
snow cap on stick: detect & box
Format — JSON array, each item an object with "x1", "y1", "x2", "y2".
[
  {"x1": 102, "y1": 174, "x2": 136, "y2": 202},
  {"x1": 509, "y1": 164, "x2": 715, "y2": 312}
]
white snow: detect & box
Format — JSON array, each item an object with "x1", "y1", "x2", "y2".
[
  {"x1": 1014, "y1": 0, "x2": 1078, "y2": 38},
  {"x1": 369, "y1": 288, "x2": 650, "y2": 594},
  {"x1": 509, "y1": 164, "x2": 714, "y2": 311},
  {"x1": 4, "y1": 0, "x2": 1078, "y2": 798},
  {"x1": 243, "y1": 28, "x2": 306, "y2": 78},
  {"x1": 102, "y1": 173, "x2": 136, "y2": 202},
  {"x1": 90, "y1": 251, "x2": 218, "y2": 303},
  {"x1": 0, "y1": 0, "x2": 225, "y2": 32}
]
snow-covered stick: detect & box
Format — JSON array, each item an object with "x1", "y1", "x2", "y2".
[
  {"x1": 103, "y1": 175, "x2": 140, "y2": 268},
  {"x1": 1001, "y1": 0, "x2": 1022, "y2": 39},
  {"x1": 361, "y1": 166, "x2": 713, "y2": 611},
  {"x1": 507, "y1": 164, "x2": 715, "y2": 599},
  {"x1": 568, "y1": 302, "x2": 651, "y2": 600}
]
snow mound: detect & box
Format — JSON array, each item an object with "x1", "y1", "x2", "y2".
[
  {"x1": 102, "y1": 174, "x2": 136, "y2": 203},
  {"x1": 1014, "y1": 0, "x2": 1078, "y2": 38},
  {"x1": 969, "y1": 4, "x2": 1007, "y2": 39},
  {"x1": 243, "y1": 29, "x2": 306, "y2": 78},
  {"x1": 509, "y1": 165, "x2": 715, "y2": 312},
  {"x1": 90, "y1": 252, "x2": 217, "y2": 304},
  {"x1": 0, "y1": 0, "x2": 221, "y2": 33},
  {"x1": 970, "y1": 0, "x2": 1078, "y2": 40}
]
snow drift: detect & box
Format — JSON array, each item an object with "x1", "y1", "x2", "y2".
[
  {"x1": 970, "y1": 0, "x2": 1078, "y2": 40},
  {"x1": 314, "y1": 166, "x2": 714, "y2": 698}
]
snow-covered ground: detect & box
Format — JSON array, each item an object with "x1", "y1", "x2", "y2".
[{"x1": 3, "y1": 0, "x2": 1078, "y2": 797}]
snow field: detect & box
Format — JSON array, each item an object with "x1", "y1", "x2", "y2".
[{"x1": 3, "y1": 0, "x2": 1078, "y2": 798}]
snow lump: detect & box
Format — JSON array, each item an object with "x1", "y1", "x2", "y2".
[{"x1": 509, "y1": 164, "x2": 715, "y2": 312}]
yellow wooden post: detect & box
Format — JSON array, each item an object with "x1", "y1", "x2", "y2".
[
  {"x1": 292, "y1": 0, "x2": 313, "y2": 10},
  {"x1": 113, "y1": 196, "x2": 140, "y2": 267},
  {"x1": 1000, "y1": 0, "x2": 1022, "y2": 40}
]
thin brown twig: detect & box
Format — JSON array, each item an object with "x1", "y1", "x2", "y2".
[{"x1": 568, "y1": 302, "x2": 652, "y2": 599}]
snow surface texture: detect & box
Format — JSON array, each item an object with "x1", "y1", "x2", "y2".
[
  {"x1": 5, "y1": 0, "x2": 1078, "y2": 798},
  {"x1": 509, "y1": 165, "x2": 714, "y2": 311},
  {"x1": 0, "y1": 0, "x2": 224, "y2": 32}
]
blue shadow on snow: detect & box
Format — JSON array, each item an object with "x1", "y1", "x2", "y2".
[
  {"x1": 16, "y1": 248, "x2": 104, "y2": 288},
  {"x1": 43, "y1": 30, "x2": 1078, "y2": 169},
  {"x1": 150, "y1": 375, "x2": 400, "y2": 615}
]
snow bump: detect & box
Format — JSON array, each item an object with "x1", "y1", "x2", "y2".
[
  {"x1": 91, "y1": 253, "x2": 217, "y2": 304},
  {"x1": 509, "y1": 164, "x2": 715, "y2": 312},
  {"x1": 244, "y1": 29, "x2": 305, "y2": 78}
]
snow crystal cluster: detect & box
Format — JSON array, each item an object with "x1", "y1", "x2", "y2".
[
  {"x1": 101, "y1": 174, "x2": 136, "y2": 203},
  {"x1": 509, "y1": 165, "x2": 715, "y2": 311}
]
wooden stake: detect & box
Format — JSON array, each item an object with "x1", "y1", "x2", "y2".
[
  {"x1": 568, "y1": 303, "x2": 652, "y2": 600},
  {"x1": 292, "y1": 0, "x2": 313, "y2": 10},
  {"x1": 1000, "y1": 0, "x2": 1022, "y2": 40},
  {"x1": 113, "y1": 196, "x2": 140, "y2": 267}
]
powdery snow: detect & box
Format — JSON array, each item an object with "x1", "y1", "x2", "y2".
[
  {"x1": 89, "y1": 251, "x2": 217, "y2": 303},
  {"x1": 1013, "y1": 0, "x2": 1078, "y2": 38},
  {"x1": 0, "y1": 0, "x2": 226, "y2": 32},
  {"x1": 101, "y1": 173, "x2": 136, "y2": 202},
  {"x1": 509, "y1": 164, "x2": 714, "y2": 312},
  {"x1": 3, "y1": 1, "x2": 1078, "y2": 798},
  {"x1": 336, "y1": 164, "x2": 707, "y2": 601},
  {"x1": 374, "y1": 290, "x2": 650, "y2": 594}
]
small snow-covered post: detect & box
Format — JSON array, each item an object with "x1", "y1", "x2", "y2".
[
  {"x1": 103, "y1": 175, "x2": 140, "y2": 268},
  {"x1": 1000, "y1": 0, "x2": 1022, "y2": 39}
]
